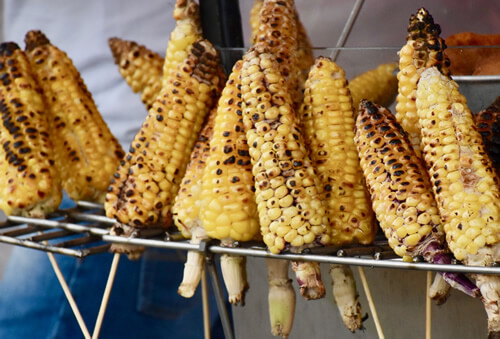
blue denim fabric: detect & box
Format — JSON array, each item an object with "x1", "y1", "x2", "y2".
[{"x1": 0, "y1": 196, "x2": 228, "y2": 338}]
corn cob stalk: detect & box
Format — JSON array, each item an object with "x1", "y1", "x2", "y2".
[
  {"x1": 329, "y1": 264, "x2": 362, "y2": 332},
  {"x1": 104, "y1": 40, "x2": 221, "y2": 258},
  {"x1": 172, "y1": 107, "x2": 216, "y2": 298},
  {"x1": 253, "y1": 0, "x2": 300, "y2": 108},
  {"x1": 108, "y1": 37, "x2": 164, "y2": 110},
  {"x1": 300, "y1": 56, "x2": 375, "y2": 327},
  {"x1": 24, "y1": 30, "x2": 124, "y2": 203},
  {"x1": 200, "y1": 61, "x2": 259, "y2": 305},
  {"x1": 348, "y1": 62, "x2": 398, "y2": 116},
  {"x1": 355, "y1": 100, "x2": 479, "y2": 298},
  {"x1": 267, "y1": 258, "x2": 296, "y2": 339},
  {"x1": 162, "y1": 0, "x2": 202, "y2": 89},
  {"x1": 416, "y1": 68, "x2": 500, "y2": 335},
  {"x1": 0, "y1": 42, "x2": 62, "y2": 217},
  {"x1": 429, "y1": 273, "x2": 451, "y2": 305},
  {"x1": 475, "y1": 96, "x2": 500, "y2": 174},
  {"x1": 395, "y1": 7, "x2": 450, "y2": 157}
]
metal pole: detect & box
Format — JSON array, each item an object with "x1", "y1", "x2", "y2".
[
  {"x1": 330, "y1": 0, "x2": 365, "y2": 61},
  {"x1": 206, "y1": 256, "x2": 234, "y2": 339}
]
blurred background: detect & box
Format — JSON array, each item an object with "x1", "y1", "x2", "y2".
[{"x1": 0, "y1": 0, "x2": 499, "y2": 338}]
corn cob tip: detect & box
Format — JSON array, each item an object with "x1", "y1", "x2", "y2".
[
  {"x1": 24, "y1": 30, "x2": 51, "y2": 52},
  {"x1": 173, "y1": 0, "x2": 199, "y2": 21},
  {"x1": 0, "y1": 42, "x2": 20, "y2": 56},
  {"x1": 410, "y1": 8, "x2": 439, "y2": 34},
  {"x1": 108, "y1": 37, "x2": 131, "y2": 65}
]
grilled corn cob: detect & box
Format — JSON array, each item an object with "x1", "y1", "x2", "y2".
[
  {"x1": 25, "y1": 30, "x2": 124, "y2": 203},
  {"x1": 395, "y1": 7, "x2": 450, "y2": 157},
  {"x1": 240, "y1": 44, "x2": 330, "y2": 253},
  {"x1": 355, "y1": 100, "x2": 479, "y2": 297},
  {"x1": 104, "y1": 40, "x2": 221, "y2": 257},
  {"x1": 249, "y1": 0, "x2": 263, "y2": 45},
  {"x1": 267, "y1": 258, "x2": 296, "y2": 339},
  {"x1": 199, "y1": 61, "x2": 259, "y2": 305},
  {"x1": 300, "y1": 56, "x2": 374, "y2": 327},
  {"x1": 0, "y1": 42, "x2": 62, "y2": 217},
  {"x1": 162, "y1": 0, "x2": 202, "y2": 89},
  {"x1": 253, "y1": 0, "x2": 300, "y2": 108},
  {"x1": 173, "y1": 107, "x2": 216, "y2": 298},
  {"x1": 301, "y1": 57, "x2": 376, "y2": 246},
  {"x1": 475, "y1": 96, "x2": 500, "y2": 174},
  {"x1": 348, "y1": 62, "x2": 398, "y2": 115},
  {"x1": 108, "y1": 37, "x2": 164, "y2": 110},
  {"x1": 416, "y1": 68, "x2": 500, "y2": 335}
]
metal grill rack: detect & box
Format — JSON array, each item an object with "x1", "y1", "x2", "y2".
[{"x1": 1, "y1": 201, "x2": 499, "y2": 275}]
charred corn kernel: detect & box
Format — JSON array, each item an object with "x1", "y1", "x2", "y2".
[
  {"x1": 253, "y1": 0, "x2": 300, "y2": 108},
  {"x1": 25, "y1": 30, "x2": 124, "y2": 203},
  {"x1": 108, "y1": 37, "x2": 163, "y2": 110},
  {"x1": 172, "y1": 107, "x2": 217, "y2": 239},
  {"x1": 355, "y1": 100, "x2": 445, "y2": 259},
  {"x1": 395, "y1": 7, "x2": 450, "y2": 157},
  {"x1": 105, "y1": 40, "x2": 221, "y2": 227},
  {"x1": 300, "y1": 57, "x2": 376, "y2": 246},
  {"x1": 200, "y1": 61, "x2": 259, "y2": 242},
  {"x1": 416, "y1": 67, "x2": 500, "y2": 261},
  {"x1": 162, "y1": 0, "x2": 202, "y2": 88},
  {"x1": 348, "y1": 62, "x2": 398, "y2": 115},
  {"x1": 0, "y1": 42, "x2": 62, "y2": 217},
  {"x1": 241, "y1": 45, "x2": 329, "y2": 254},
  {"x1": 475, "y1": 96, "x2": 500, "y2": 175}
]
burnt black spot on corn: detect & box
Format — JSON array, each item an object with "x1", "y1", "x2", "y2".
[
  {"x1": 475, "y1": 96, "x2": 500, "y2": 175},
  {"x1": 355, "y1": 100, "x2": 445, "y2": 260},
  {"x1": 105, "y1": 39, "x2": 221, "y2": 228},
  {"x1": 0, "y1": 42, "x2": 62, "y2": 217},
  {"x1": 395, "y1": 7, "x2": 450, "y2": 157},
  {"x1": 300, "y1": 57, "x2": 376, "y2": 246},
  {"x1": 241, "y1": 44, "x2": 329, "y2": 254},
  {"x1": 25, "y1": 30, "x2": 124, "y2": 203},
  {"x1": 200, "y1": 61, "x2": 259, "y2": 242},
  {"x1": 108, "y1": 37, "x2": 164, "y2": 110}
]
